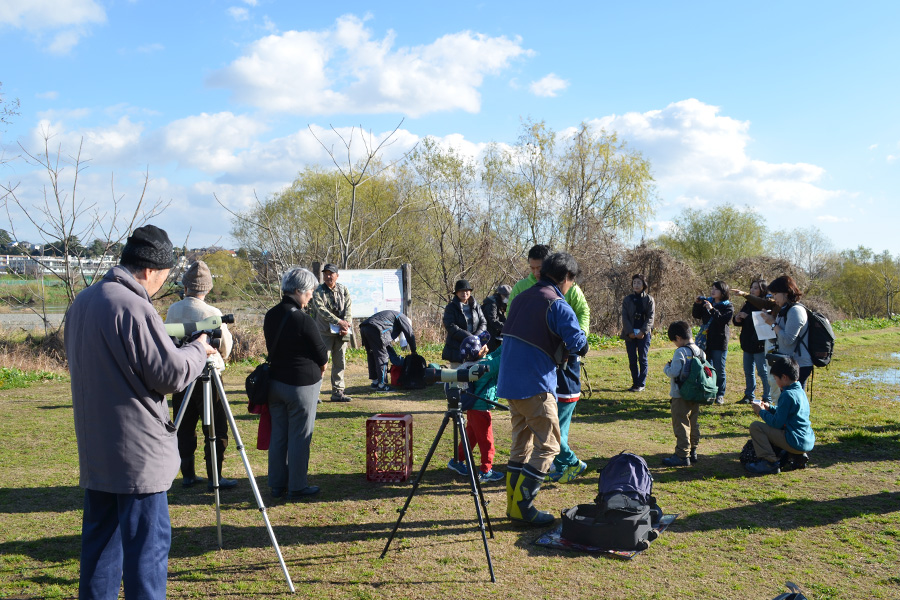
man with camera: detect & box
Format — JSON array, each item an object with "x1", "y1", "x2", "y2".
[
  {"x1": 311, "y1": 263, "x2": 353, "y2": 402},
  {"x1": 498, "y1": 252, "x2": 588, "y2": 526},
  {"x1": 65, "y1": 225, "x2": 215, "y2": 599},
  {"x1": 165, "y1": 260, "x2": 236, "y2": 491}
]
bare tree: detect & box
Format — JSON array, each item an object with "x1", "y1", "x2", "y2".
[
  {"x1": 1, "y1": 132, "x2": 168, "y2": 331},
  {"x1": 308, "y1": 120, "x2": 419, "y2": 269}
]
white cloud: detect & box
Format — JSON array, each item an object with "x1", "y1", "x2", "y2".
[
  {"x1": 208, "y1": 14, "x2": 531, "y2": 117},
  {"x1": 529, "y1": 73, "x2": 568, "y2": 98},
  {"x1": 816, "y1": 215, "x2": 850, "y2": 223},
  {"x1": 227, "y1": 7, "x2": 249, "y2": 21},
  {"x1": 36, "y1": 91, "x2": 59, "y2": 100},
  {"x1": 868, "y1": 143, "x2": 878, "y2": 150},
  {"x1": 242, "y1": 0, "x2": 258, "y2": 6},
  {"x1": 158, "y1": 112, "x2": 269, "y2": 172},
  {"x1": 589, "y1": 99, "x2": 843, "y2": 211},
  {"x1": 888, "y1": 154, "x2": 897, "y2": 163},
  {"x1": 0, "y1": 0, "x2": 105, "y2": 53}
]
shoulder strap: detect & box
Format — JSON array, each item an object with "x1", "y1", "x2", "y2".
[{"x1": 268, "y1": 306, "x2": 297, "y2": 363}]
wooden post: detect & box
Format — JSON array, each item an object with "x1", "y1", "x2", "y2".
[{"x1": 401, "y1": 263, "x2": 412, "y2": 316}]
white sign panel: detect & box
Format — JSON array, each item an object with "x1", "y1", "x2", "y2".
[{"x1": 339, "y1": 268, "x2": 404, "y2": 318}]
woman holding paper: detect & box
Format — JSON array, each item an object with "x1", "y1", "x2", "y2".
[
  {"x1": 758, "y1": 275, "x2": 813, "y2": 389},
  {"x1": 733, "y1": 280, "x2": 772, "y2": 404}
]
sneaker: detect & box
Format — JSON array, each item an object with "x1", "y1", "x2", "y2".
[
  {"x1": 331, "y1": 391, "x2": 352, "y2": 402},
  {"x1": 738, "y1": 395, "x2": 752, "y2": 404},
  {"x1": 783, "y1": 453, "x2": 809, "y2": 471},
  {"x1": 715, "y1": 395, "x2": 725, "y2": 405},
  {"x1": 745, "y1": 459, "x2": 780, "y2": 475},
  {"x1": 479, "y1": 469, "x2": 505, "y2": 483},
  {"x1": 627, "y1": 386, "x2": 645, "y2": 392},
  {"x1": 370, "y1": 381, "x2": 379, "y2": 389},
  {"x1": 662, "y1": 454, "x2": 691, "y2": 467},
  {"x1": 689, "y1": 449, "x2": 699, "y2": 463},
  {"x1": 447, "y1": 459, "x2": 469, "y2": 476},
  {"x1": 558, "y1": 460, "x2": 587, "y2": 483},
  {"x1": 544, "y1": 464, "x2": 559, "y2": 482},
  {"x1": 374, "y1": 382, "x2": 392, "y2": 392}
]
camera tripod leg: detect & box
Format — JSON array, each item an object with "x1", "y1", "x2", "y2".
[
  {"x1": 380, "y1": 412, "x2": 453, "y2": 559},
  {"x1": 201, "y1": 374, "x2": 223, "y2": 549},
  {"x1": 453, "y1": 411, "x2": 496, "y2": 582},
  {"x1": 173, "y1": 379, "x2": 196, "y2": 430},
  {"x1": 210, "y1": 367, "x2": 296, "y2": 593}
]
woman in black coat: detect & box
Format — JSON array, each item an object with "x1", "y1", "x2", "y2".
[
  {"x1": 441, "y1": 279, "x2": 487, "y2": 365},
  {"x1": 692, "y1": 280, "x2": 734, "y2": 405},
  {"x1": 732, "y1": 280, "x2": 772, "y2": 404}
]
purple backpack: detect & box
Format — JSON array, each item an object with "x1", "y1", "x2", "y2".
[{"x1": 596, "y1": 451, "x2": 654, "y2": 506}]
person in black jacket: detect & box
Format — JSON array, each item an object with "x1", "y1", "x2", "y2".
[
  {"x1": 620, "y1": 274, "x2": 655, "y2": 392},
  {"x1": 733, "y1": 280, "x2": 772, "y2": 404},
  {"x1": 263, "y1": 267, "x2": 328, "y2": 500},
  {"x1": 442, "y1": 279, "x2": 487, "y2": 365},
  {"x1": 359, "y1": 310, "x2": 417, "y2": 392},
  {"x1": 692, "y1": 280, "x2": 734, "y2": 405},
  {"x1": 481, "y1": 284, "x2": 511, "y2": 352}
]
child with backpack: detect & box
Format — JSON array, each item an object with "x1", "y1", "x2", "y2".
[
  {"x1": 446, "y1": 334, "x2": 506, "y2": 483},
  {"x1": 662, "y1": 321, "x2": 711, "y2": 466}
]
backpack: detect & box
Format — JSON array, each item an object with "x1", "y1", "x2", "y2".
[
  {"x1": 798, "y1": 305, "x2": 835, "y2": 368},
  {"x1": 400, "y1": 353, "x2": 428, "y2": 389},
  {"x1": 678, "y1": 344, "x2": 717, "y2": 403},
  {"x1": 561, "y1": 452, "x2": 661, "y2": 551}
]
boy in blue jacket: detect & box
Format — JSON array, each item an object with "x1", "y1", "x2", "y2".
[{"x1": 746, "y1": 355, "x2": 815, "y2": 475}]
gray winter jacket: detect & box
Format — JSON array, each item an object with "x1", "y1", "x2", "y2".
[{"x1": 65, "y1": 265, "x2": 208, "y2": 494}]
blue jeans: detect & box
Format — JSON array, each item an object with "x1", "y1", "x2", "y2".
[
  {"x1": 708, "y1": 348, "x2": 728, "y2": 397},
  {"x1": 80, "y1": 489, "x2": 171, "y2": 600},
  {"x1": 553, "y1": 401, "x2": 579, "y2": 470},
  {"x1": 742, "y1": 351, "x2": 771, "y2": 401},
  {"x1": 625, "y1": 334, "x2": 652, "y2": 388}
]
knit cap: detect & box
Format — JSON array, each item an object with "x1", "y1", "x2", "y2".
[
  {"x1": 182, "y1": 260, "x2": 213, "y2": 294},
  {"x1": 120, "y1": 225, "x2": 175, "y2": 270}
]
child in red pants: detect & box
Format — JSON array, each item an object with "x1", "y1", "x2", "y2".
[{"x1": 447, "y1": 336, "x2": 504, "y2": 483}]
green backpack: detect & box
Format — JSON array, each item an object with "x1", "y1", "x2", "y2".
[{"x1": 678, "y1": 344, "x2": 717, "y2": 403}]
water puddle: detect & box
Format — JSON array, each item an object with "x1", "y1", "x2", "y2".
[{"x1": 840, "y1": 352, "x2": 900, "y2": 386}]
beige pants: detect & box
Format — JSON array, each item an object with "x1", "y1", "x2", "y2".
[
  {"x1": 670, "y1": 397, "x2": 700, "y2": 457},
  {"x1": 750, "y1": 421, "x2": 804, "y2": 462},
  {"x1": 508, "y1": 392, "x2": 561, "y2": 474},
  {"x1": 324, "y1": 334, "x2": 348, "y2": 393}
]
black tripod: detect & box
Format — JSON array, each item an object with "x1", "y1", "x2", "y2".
[
  {"x1": 174, "y1": 360, "x2": 295, "y2": 593},
  {"x1": 381, "y1": 387, "x2": 508, "y2": 583}
]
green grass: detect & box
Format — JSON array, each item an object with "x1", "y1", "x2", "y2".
[
  {"x1": 0, "y1": 366, "x2": 67, "y2": 390},
  {"x1": 1, "y1": 327, "x2": 899, "y2": 598}
]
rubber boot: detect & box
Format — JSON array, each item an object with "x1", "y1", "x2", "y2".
[
  {"x1": 510, "y1": 473, "x2": 555, "y2": 526},
  {"x1": 506, "y1": 468, "x2": 521, "y2": 518}
]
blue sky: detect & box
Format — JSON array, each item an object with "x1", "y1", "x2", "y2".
[{"x1": 1, "y1": 0, "x2": 898, "y2": 255}]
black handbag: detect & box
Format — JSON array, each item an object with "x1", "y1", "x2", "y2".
[{"x1": 245, "y1": 307, "x2": 295, "y2": 406}]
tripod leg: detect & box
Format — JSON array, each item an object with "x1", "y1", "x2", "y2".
[
  {"x1": 380, "y1": 414, "x2": 453, "y2": 559},
  {"x1": 173, "y1": 380, "x2": 196, "y2": 430},
  {"x1": 212, "y1": 369, "x2": 296, "y2": 593},
  {"x1": 453, "y1": 412, "x2": 496, "y2": 582},
  {"x1": 202, "y1": 373, "x2": 223, "y2": 549}
]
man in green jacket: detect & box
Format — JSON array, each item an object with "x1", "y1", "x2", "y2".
[
  {"x1": 508, "y1": 244, "x2": 591, "y2": 483},
  {"x1": 311, "y1": 263, "x2": 353, "y2": 402}
]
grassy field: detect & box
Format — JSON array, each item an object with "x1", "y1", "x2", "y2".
[{"x1": 1, "y1": 328, "x2": 899, "y2": 599}]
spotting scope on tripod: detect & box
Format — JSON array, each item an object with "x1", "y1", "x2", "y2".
[
  {"x1": 167, "y1": 314, "x2": 295, "y2": 593},
  {"x1": 381, "y1": 364, "x2": 508, "y2": 583}
]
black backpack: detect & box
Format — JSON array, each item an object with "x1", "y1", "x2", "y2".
[
  {"x1": 798, "y1": 305, "x2": 835, "y2": 368},
  {"x1": 400, "y1": 353, "x2": 428, "y2": 389},
  {"x1": 561, "y1": 452, "x2": 662, "y2": 551}
]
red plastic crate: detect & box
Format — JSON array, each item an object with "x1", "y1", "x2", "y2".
[{"x1": 366, "y1": 414, "x2": 413, "y2": 482}]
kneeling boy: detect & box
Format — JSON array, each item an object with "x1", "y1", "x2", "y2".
[{"x1": 746, "y1": 355, "x2": 815, "y2": 475}]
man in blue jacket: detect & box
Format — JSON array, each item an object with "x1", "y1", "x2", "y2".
[
  {"x1": 498, "y1": 252, "x2": 588, "y2": 525},
  {"x1": 746, "y1": 355, "x2": 815, "y2": 474}
]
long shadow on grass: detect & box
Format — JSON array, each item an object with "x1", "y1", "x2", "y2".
[{"x1": 676, "y1": 490, "x2": 900, "y2": 532}]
